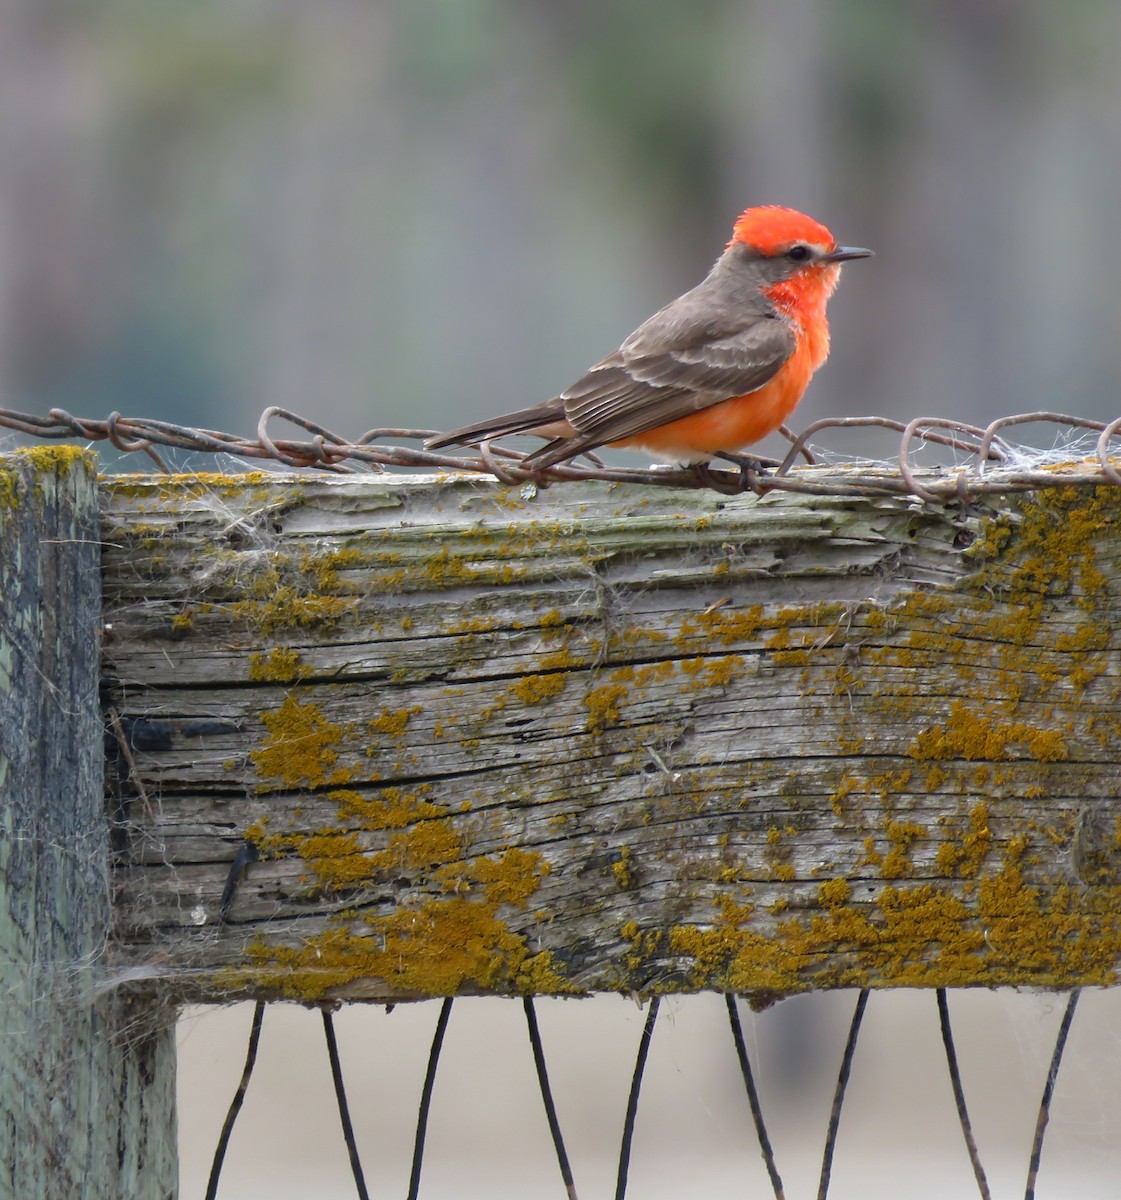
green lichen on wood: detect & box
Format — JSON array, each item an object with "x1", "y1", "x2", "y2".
[{"x1": 0, "y1": 445, "x2": 91, "y2": 510}]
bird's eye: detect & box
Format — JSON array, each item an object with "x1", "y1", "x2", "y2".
[{"x1": 786, "y1": 245, "x2": 813, "y2": 262}]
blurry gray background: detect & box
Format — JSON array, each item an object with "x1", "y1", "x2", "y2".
[
  {"x1": 4, "y1": 1, "x2": 1121, "y2": 449},
  {"x1": 6, "y1": 1, "x2": 1121, "y2": 1194}
]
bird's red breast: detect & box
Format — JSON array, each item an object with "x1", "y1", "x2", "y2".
[{"x1": 612, "y1": 333, "x2": 817, "y2": 459}]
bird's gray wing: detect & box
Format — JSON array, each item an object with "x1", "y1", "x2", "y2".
[{"x1": 528, "y1": 287, "x2": 794, "y2": 463}]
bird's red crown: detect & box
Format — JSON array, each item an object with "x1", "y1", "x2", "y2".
[{"x1": 728, "y1": 205, "x2": 835, "y2": 256}]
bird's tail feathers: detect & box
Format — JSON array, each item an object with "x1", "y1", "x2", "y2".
[{"x1": 424, "y1": 402, "x2": 562, "y2": 451}]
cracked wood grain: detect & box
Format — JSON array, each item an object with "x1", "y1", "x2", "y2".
[{"x1": 99, "y1": 470, "x2": 1121, "y2": 1003}]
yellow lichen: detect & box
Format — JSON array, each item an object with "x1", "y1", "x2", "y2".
[
  {"x1": 252, "y1": 694, "x2": 345, "y2": 789},
  {"x1": 369, "y1": 706, "x2": 422, "y2": 737},
  {"x1": 612, "y1": 846, "x2": 636, "y2": 889},
  {"x1": 248, "y1": 647, "x2": 306, "y2": 683},
  {"x1": 511, "y1": 673, "x2": 566, "y2": 705},
  {"x1": 908, "y1": 701, "x2": 1068, "y2": 764},
  {"x1": 880, "y1": 821, "x2": 927, "y2": 880},
  {"x1": 583, "y1": 684, "x2": 627, "y2": 732}
]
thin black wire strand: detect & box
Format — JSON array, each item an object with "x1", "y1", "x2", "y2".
[
  {"x1": 205, "y1": 1001, "x2": 265, "y2": 1200},
  {"x1": 1024, "y1": 989, "x2": 1081, "y2": 1200},
  {"x1": 816, "y1": 989, "x2": 869, "y2": 1200},
  {"x1": 322, "y1": 1010, "x2": 371, "y2": 1200},
  {"x1": 523, "y1": 998, "x2": 580, "y2": 1200},
  {"x1": 936, "y1": 988, "x2": 991, "y2": 1200},
  {"x1": 726, "y1": 995, "x2": 785, "y2": 1200},
  {"x1": 614, "y1": 996, "x2": 661, "y2": 1200},
  {"x1": 406, "y1": 997, "x2": 454, "y2": 1200}
]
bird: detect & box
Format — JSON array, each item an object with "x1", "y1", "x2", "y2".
[{"x1": 425, "y1": 205, "x2": 870, "y2": 474}]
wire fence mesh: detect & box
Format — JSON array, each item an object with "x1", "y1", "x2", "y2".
[{"x1": 198, "y1": 989, "x2": 1083, "y2": 1200}]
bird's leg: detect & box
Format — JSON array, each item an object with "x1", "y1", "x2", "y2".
[
  {"x1": 713, "y1": 451, "x2": 780, "y2": 474},
  {"x1": 717, "y1": 452, "x2": 782, "y2": 495}
]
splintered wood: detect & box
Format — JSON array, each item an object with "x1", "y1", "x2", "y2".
[{"x1": 100, "y1": 470, "x2": 1121, "y2": 1003}]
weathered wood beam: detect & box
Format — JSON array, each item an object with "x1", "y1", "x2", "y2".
[
  {"x1": 100, "y1": 468, "x2": 1121, "y2": 1005},
  {"x1": 0, "y1": 449, "x2": 175, "y2": 1199}
]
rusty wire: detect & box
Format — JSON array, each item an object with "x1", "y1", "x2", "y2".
[{"x1": 3, "y1": 404, "x2": 1120, "y2": 500}]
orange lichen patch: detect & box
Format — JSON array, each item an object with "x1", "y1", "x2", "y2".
[
  {"x1": 1, "y1": 445, "x2": 91, "y2": 508},
  {"x1": 608, "y1": 661, "x2": 677, "y2": 693},
  {"x1": 818, "y1": 878, "x2": 852, "y2": 907},
  {"x1": 583, "y1": 684, "x2": 628, "y2": 732},
  {"x1": 677, "y1": 654, "x2": 744, "y2": 692},
  {"x1": 297, "y1": 546, "x2": 364, "y2": 592},
  {"x1": 936, "y1": 803, "x2": 992, "y2": 879},
  {"x1": 465, "y1": 848, "x2": 552, "y2": 907},
  {"x1": 252, "y1": 694, "x2": 346, "y2": 789},
  {"x1": 511, "y1": 673, "x2": 566, "y2": 705},
  {"x1": 248, "y1": 647, "x2": 307, "y2": 683},
  {"x1": 230, "y1": 584, "x2": 354, "y2": 634},
  {"x1": 330, "y1": 785, "x2": 446, "y2": 830},
  {"x1": 908, "y1": 701, "x2": 1068, "y2": 764},
  {"x1": 829, "y1": 772, "x2": 860, "y2": 816},
  {"x1": 685, "y1": 603, "x2": 766, "y2": 646},
  {"x1": 369, "y1": 706, "x2": 421, "y2": 737},
  {"x1": 763, "y1": 825, "x2": 797, "y2": 882},
  {"x1": 374, "y1": 819, "x2": 464, "y2": 876},
  {"x1": 668, "y1": 822, "x2": 1121, "y2": 994},
  {"x1": 612, "y1": 846, "x2": 636, "y2": 890},
  {"x1": 239, "y1": 907, "x2": 567, "y2": 999},
  {"x1": 234, "y1": 742, "x2": 567, "y2": 998},
  {"x1": 1055, "y1": 624, "x2": 1110, "y2": 653},
  {"x1": 233, "y1": 844, "x2": 567, "y2": 999},
  {"x1": 857, "y1": 836, "x2": 883, "y2": 870},
  {"x1": 538, "y1": 647, "x2": 582, "y2": 671},
  {"x1": 298, "y1": 832, "x2": 372, "y2": 887},
  {"x1": 422, "y1": 544, "x2": 528, "y2": 588},
  {"x1": 880, "y1": 821, "x2": 927, "y2": 880}
]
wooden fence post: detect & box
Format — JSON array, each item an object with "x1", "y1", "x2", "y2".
[
  {"x1": 0, "y1": 449, "x2": 176, "y2": 1200},
  {"x1": 100, "y1": 468, "x2": 1121, "y2": 1005}
]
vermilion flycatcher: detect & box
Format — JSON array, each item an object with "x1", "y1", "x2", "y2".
[{"x1": 426, "y1": 205, "x2": 870, "y2": 469}]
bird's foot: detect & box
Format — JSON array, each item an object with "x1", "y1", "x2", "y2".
[
  {"x1": 692, "y1": 453, "x2": 777, "y2": 495},
  {"x1": 689, "y1": 461, "x2": 746, "y2": 495}
]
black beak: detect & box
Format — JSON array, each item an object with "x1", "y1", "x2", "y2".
[{"x1": 822, "y1": 245, "x2": 873, "y2": 263}]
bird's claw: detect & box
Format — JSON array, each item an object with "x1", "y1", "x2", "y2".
[{"x1": 691, "y1": 453, "x2": 775, "y2": 495}]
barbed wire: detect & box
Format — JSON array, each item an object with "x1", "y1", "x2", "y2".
[{"x1": 4, "y1": 405, "x2": 1121, "y2": 501}]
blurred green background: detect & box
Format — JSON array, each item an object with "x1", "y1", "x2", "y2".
[{"x1": 5, "y1": 0, "x2": 1120, "y2": 454}]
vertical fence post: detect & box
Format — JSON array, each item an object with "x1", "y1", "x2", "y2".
[{"x1": 0, "y1": 449, "x2": 176, "y2": 1199}]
